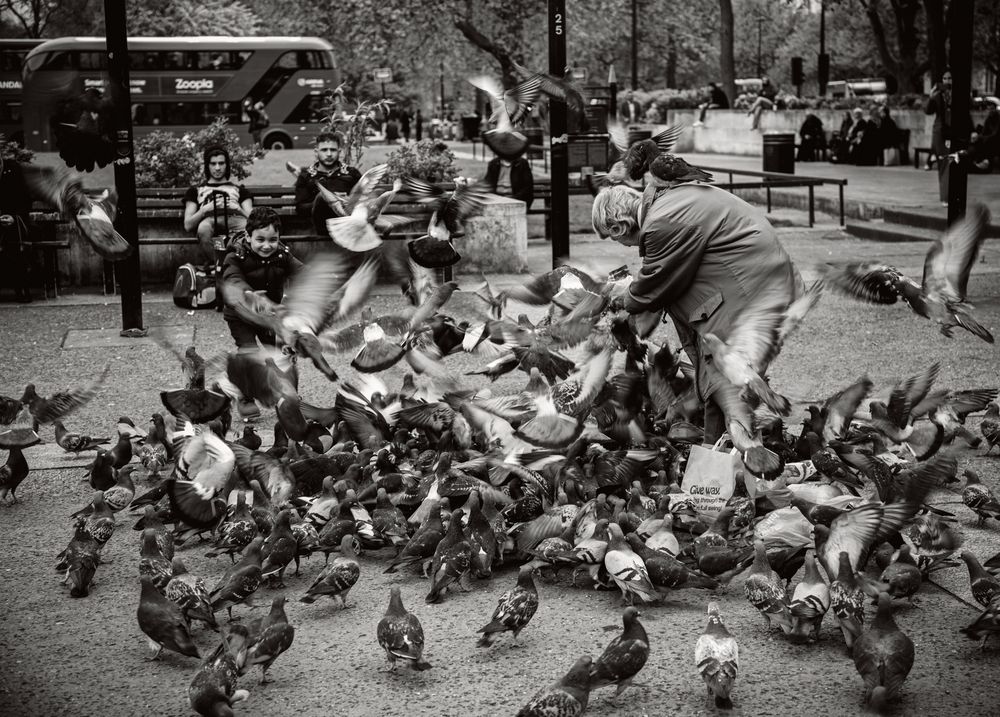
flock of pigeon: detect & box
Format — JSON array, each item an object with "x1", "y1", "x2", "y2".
[
  {"x1": 3, "y1": 198, "x2": 1000, "y2": 713},
  {"x1": 3, "y1": 64, "x2": 999, "y2": 716}
]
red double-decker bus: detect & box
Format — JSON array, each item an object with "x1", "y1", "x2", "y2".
[{"x1": 21, "y1": 36, "x2": 340, "y2": 151}]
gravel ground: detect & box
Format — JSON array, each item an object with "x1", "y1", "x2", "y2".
[{"x1": 1, "y1": 228, "x2": 1000, "y2": 716}]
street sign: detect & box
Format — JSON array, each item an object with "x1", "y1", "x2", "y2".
[{"x1": 373, "y1": 67, "x2": 393, "y2": 82}]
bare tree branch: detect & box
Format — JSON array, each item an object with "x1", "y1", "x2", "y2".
[{"x1": 453, "y1": 17, "x2": 516, "y2": 86}]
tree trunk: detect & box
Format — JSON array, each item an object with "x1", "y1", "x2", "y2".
[
  {"x1": 922, "y1": 0, "x2": 947, "y2": 83},
  {"x1": 453, "y1": 18, "x2": 516, "y2": 88},
  {"x1": 863, "y1": 0, "x2": 924, "y2": 94},
  {"x1": 719, "y1": 0, "x2": 736, "y2": 104},
  {"x1": 666, "y1": 26, "x2": 677, "y2": 89}
]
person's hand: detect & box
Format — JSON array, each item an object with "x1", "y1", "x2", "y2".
[{"x1": 0, "y1": 214, "x2": 14, "y2": 227}]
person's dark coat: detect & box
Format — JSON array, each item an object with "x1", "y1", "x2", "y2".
[
  {"x1": 484, "y1": 157, "x2": 534, "y2": 209},
  {"x1": 797, "y1": 114, "x2": 826, "y2": 161},
  {"x1": 220, "y1": 236, "x2": 303, "y2": 322},
  {"x1": 709, "y1": 86, "x2": 730, "y2": 109},
  {"x1": 625, "y1": 183, "x2": 802, "y2": 400}
]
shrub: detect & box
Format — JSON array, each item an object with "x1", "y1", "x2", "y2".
[
  {"x1": 319, "y1": 84, "x2": 392, "y2": 166},
  {"x1": 133, "y1": 118, "x2": 262, "y2": 188},
  {"x1": 384, "y1": 140, "x2": 458, "y2": 183},
  {"x1": 0, "y1": 134, "x2": 34, "y2": 164}
]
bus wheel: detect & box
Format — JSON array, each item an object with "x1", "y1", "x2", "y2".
[{"x1": 264, "y1": 133, "x2": 292, "y2": 150}]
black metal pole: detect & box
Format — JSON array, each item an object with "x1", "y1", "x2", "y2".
[
  {"x1": 548, "y1": 0, "x2": 569, "y2": 265},
  {"x1": 630, "y1": 0, "x2": 638, "y2": 90},
  {"x1": 946, "y1": 0, "x2": 974, "y2": 224},
  {"x1": 756, "y1": 16, "x2": 763, "y2": 77},
  {"x1": 818, "y1": 1, "x2": 829, "y2": 96},
  {"x1": 439, "y1": 61, "x2": 445, "y2": 121},
  {"x1": 104, "y1": 0, "x2": 142, "y2": 331},
  {"x1": 381, "y1": 81, "x2": 385, "y2": 99},
  {"x1": 608, "y1": 65, "x2": 618, "y2": 121}
]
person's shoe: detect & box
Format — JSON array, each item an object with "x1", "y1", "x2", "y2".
[
  {"x1": 692, "y1": 121, "x2": 704, "y2": 128},
  {"x1": 238, "y1": 399, "x2": 261, "y2": 420}
]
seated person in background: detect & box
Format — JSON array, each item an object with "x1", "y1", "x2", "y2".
[
  {"x1": 221, "y1": 207, "x2": 303, "y2": 352},
  {"x1": 796, "y1": 113, "x2": 826, "y2": 161},
  {"x1": 484, "y1": 151, "x2": 534, "y2": 210},
  {"x1": 644, "y1": 102, "x2": 662, "y2": 124},
  {"x1": 693, "y1": 82, "x2": 729, "y2": 126},
  {"x1": 748, "y1": 76, "x2": 778, "y2": 130},
  {"x1": 966, "y1": 105, "x2": 1000, "y2": 172},
  {"x1": 0, "y1": 153, "x2": 32, "y2": 302},
  {"x1": 875, "y1": 104, "x2": 903, "y2": 164},
  {"x1": 183, "y1": 145, "x2": 251, "y2": 263},
  {"x1": 847, "y1": 108, "x2": 879, "y2": 166},
  {"x1": 289, "y1": 131, "x2": 362, "y2": 236}
]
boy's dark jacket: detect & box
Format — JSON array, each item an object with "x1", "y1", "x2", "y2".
[{"x1": 220, "y1": 232, "x2": 303, "y2": 321}]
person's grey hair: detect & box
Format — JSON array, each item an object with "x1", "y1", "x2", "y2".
[{"x1": 592, "y1": 185, "x2": 642, "y2": 240}]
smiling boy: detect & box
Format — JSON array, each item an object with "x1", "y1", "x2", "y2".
[{"x1": 221, "y1": 207, "x2": 303, "y2": 351}]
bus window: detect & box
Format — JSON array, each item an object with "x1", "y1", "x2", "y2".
[
  {"x1": 34, "y1": 51, "x2": 73, "y2": 71},
  {"x1": 195, "y1": 51, "x2": 228, "y2": 70},
  {"x1": 232, "y1": 51, "x2": 252, "y2": 69},
  {"x1": 309, "y1": 51, "x2": 330, "y2": 69},
  {"x1": 130, "y1": 51, "x2": 163, "y2": 70},
  {"x1": 285, "y1": 94, "x2": 327, "y2": 123},
  {"x1": 276, "y1": 52, "x2": 300, "y2": 69},
  {"x1": 165, "y1": 51, "x2": 185, "y2": 70},
  {"x1": 78, "y1": 51, "x2": 106, "y2": 70}
]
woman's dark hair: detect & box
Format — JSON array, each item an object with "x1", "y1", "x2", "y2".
[
  {"x1": 246, "y1": 206, "x2": 281, "y2": 235},
  {"x1": 202, "y1": 145, "x2": 231, "y2": 180}
]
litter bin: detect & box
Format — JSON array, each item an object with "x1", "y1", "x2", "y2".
[
  {"x1": 762, "y1": 132, "x2": 795, "y2": 174},
  {"x1": 461, "y1": 115, "x2": 480, "y2": 140}
]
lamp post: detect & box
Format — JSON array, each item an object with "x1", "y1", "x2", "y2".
[
  {"x1": 818, "y1": 0, "x2": 829, "y2": 96},
  {"x1": 630, "y1": 0, "x2": 638, "y2": 90},
  {"x1": 439, "y1": 60, "x2": 445, "y2": 120},
  {"x1": 756, "y1": 14, "x2": 764, "y2": 77},
  {"x1": 104, "y1": 0, "x2": 142, "y2": 332}
]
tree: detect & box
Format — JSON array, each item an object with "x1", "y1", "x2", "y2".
[
  {"x1": 855, "y1": 0, "x2": 926, "y2": 93},
  {"x1": 126, "y1": 0, "x2": 260, "y2": 36},
  {"x1": 1, "y1": 0, "x2": 70, "y2": 36},
  {"x1": 973, "y1": 0, "x2": 999, "y2": 95},
  {"x1": 719, "y1": 0, "x2": 736, "y2": 104}
]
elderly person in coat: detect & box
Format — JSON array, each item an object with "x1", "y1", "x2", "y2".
[{"x1": 593, "y1": 182, "x2": 804, "y2": 476}]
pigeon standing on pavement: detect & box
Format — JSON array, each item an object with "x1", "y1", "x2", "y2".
[
  {"x1": 243, "y1": 595, "x2": 295, "y2": 685},
  {"x1": 516, "y1": 655, "x2": 593, "y2": 717},
  {"x1": 377, "y1": 587, "x2": 432, "y2": 671},
  {"x1": 589, "y1": 606, "x2": 649, "y2": 699},
  {"x1": 0, "y1": 447, "x2": 30, "y2": 504},
  {"x1": 852, "y1": 592, "x2": 914, "y2": 711},
  {"x1": 477, "y1": 564, "x2": 539, "y2": 647},
  {"x1": 694, "y1": 601, "x2": 740, "y2": 709},
  {"x1": 137, "y1": 575, "x2": 201, "y2": 660}
]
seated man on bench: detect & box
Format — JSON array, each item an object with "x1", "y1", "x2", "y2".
[
  {"x1": 288, "y1": 131, "x2": 362, "y2": 235},
  {"x1": 182, "y1": 145, "x2": 252, "y2": 264}
]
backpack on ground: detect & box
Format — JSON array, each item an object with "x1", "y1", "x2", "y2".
[{"x1": 172, "y1": 263, "x2": 217, "y2": 309}]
